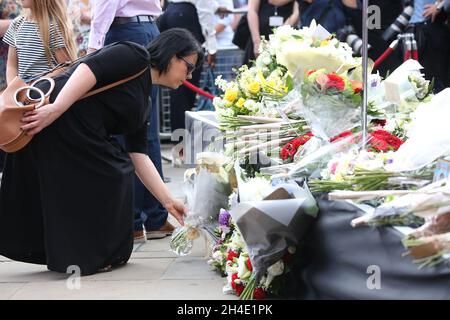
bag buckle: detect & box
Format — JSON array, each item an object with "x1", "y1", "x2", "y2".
[
  {"x1": 14, "y1": 86, "x2": 46, "y2": 109},
  {"x1": 27, "y1": 77, "x2": 55, "y2": 101}
]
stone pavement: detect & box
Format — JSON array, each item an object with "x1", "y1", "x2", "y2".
[{"x1": 0, "y1": 145, "x2": 236, "y2": 300}]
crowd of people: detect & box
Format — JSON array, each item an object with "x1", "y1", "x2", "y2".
[{"x1": 0, "y1": 0, "x2": 448, "y2": 276}]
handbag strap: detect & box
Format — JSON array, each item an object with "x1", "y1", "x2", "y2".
[{"x1": 79, "y1": 67, "x2": 148, "y2": 100}]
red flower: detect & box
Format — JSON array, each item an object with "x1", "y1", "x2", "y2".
[
  {"x1": 369, "y1": 136, "x2": 389, "y2": 152},
  {"x1": 326, "y1": 73, "x2": 345, "y2": 91},
  {"x1": 231, "y1": 273, "x2": 245, "y2": 296},
  {"x1": 246, "y1": 259, "x2": 253, "y2": 272},
  {"x1": 280, "y1": 133, "x2": 313, "y2": 161},
  {"x1": 253, "y1": 288, "x2": 267, "y2": 300},
  {"x1": 306, "y1": 69, "x2": 317, "y2": 76},
  {"x1": 369, "y1": 130, "x2": 404, "y2": 152},
  {"x1": 235, "y1": 284, "x2": 245, "y2": 296},
  {"x1": 227, "y1": 251, "x2": 239, "y2": 262},
  {"x1": 330, "y1": 130, "x2": 354, "y2": 143},
  {"x1": 280, "y1": 142, "x2": 295, "y2": 161}
]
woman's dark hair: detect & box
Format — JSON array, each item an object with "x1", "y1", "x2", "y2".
[{"x1": 147, "y1": 28, "x2": 205, "y2": 74}]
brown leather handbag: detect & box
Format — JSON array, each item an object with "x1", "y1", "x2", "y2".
[{"x1": 0, "y1": 67, "x2": 148, "y2": 153}]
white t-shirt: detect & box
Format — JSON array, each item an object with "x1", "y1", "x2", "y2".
[{"x1": 214, "y1": 0, "x2": 234, "y2": 48}]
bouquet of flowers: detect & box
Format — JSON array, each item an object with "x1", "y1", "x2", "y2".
[
  {"x1": 213, "y1": 211, "x2": 300, "y2": 299},
  {"x1": 230, "y1": 182, "x2": 318, "y2": 299},
  {"x1": 308, "y1": 147, "x2": 434, "y2": 193},
  {"x1": 170, "y1": 153, "x2": 234, "y2": 256},
  {"x1": 271, "y1": 23, "x2": 359, "y2": 81},
  {"x1": 213, "y1": 40, "x2": 294, "y2": 124},
  {"x1": 299, "y1": 69, "x2": 363, "y2": 141}
]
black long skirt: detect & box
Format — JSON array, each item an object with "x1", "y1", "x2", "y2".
[{"x1": 0, "y1": 106, "x2": 135, "y2": 276}]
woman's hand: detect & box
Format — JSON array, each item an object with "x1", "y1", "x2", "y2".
[
  {"x1": 164, "y1": 198, "x2": 187, "y2": 226},
  {"x1": 423, "y1": 4, "x2": 439, "y2": 22},
  {"x1": 21, "y1": 103, "x2": 63, "y2": 136}
]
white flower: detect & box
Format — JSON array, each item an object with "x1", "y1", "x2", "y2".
[
  {"x1": 237, "y1": 254, "x2": 252, "y2": 280},
  {"x1": 228, "y1": 231, "x2": 246, "y2": 252},
  {"x1": 263, "y1": 56, "x2": 272, "y2": 66},
  {"x1": 243, "y1": 99, "x2": 261, "y2": 113},
  {"x1": 213, "y1": 97, "x2": 226, "y2": 109},
  {"x1": 263, "y1": 260, "x2": 285, "y2": 289},
  {"x1": 239, "y1": 177, "x2": 273, "y2": 202},
  {"x1": 212, "y1": 250, "x2": 224, "y2": 262}
]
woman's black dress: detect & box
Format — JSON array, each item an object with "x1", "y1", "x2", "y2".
[{"x1": 0, "y1": 42, "x2": 152, "y2": 275}]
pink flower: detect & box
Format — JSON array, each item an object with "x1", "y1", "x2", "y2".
[{"x1": 316, "y1": 72, "x2": 329, "y2": 89}]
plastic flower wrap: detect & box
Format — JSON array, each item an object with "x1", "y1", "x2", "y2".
[
  {"x1": 387, "y1": 89, "x2": 450, "y2": 172},
  {"x1": 230, "y1": 182, "x2": 318, "y2": 299},
  {"x1": 170, "y1": 153, "x2": 234, "y2": 256},
  {"x1": 299, "y1": 69, "x2": 362, "y2": 141}
]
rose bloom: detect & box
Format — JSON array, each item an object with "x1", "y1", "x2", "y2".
[{"x1": 326, "y1": 73, "x2": 345, "y2": 91}]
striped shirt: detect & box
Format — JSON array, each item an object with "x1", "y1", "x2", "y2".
[{"x1": 3, "y1": 17, "x2": 67, "y2": 81}]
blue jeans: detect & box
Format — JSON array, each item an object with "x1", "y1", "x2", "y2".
[{"x1": 105, "y1": 21, "x2": 168, "y2": 232}]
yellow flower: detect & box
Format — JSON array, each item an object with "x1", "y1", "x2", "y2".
[
  {"x1": 224, "y1": 88, "x2": 238, "y2": 103},
  {"x1": 236, "y1": 98, "x2": 246, "y2": 109},
  {"x1": 333, "y1": 173, "x2": 344, "y2": 182},
  {"x1": 247, "y1": 82, "x2": 261, "y2": 95},
  {"x1": 321, "y1": 39, "x2": 329, "y2": 47}
]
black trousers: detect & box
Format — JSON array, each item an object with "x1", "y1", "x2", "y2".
[
  {"x1": 407, "y1": 22, "x2": 450, "y2": 92},
  {"x1": 158, "y1": 2, "x2": 205, "y2": 132}
]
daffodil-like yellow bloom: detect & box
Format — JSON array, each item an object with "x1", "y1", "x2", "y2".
[
  {"x1": 320, "y1": 39, "x2": 329, "y2": 47},
  {"x1": 236, "y1": 97, "x2": 246, "y2": 108},
  {"x1": 224, "y1": 88, "x2": 238, "y2": 102},
  {"x1": 247, "y1": 82, "x2": 261, "y2": 95}
]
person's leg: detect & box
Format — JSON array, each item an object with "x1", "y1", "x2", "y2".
[
  {"x1": 416, "y1": 22, "x2": 449, "y2": 92},
  {"x1": 105, "y1": 22, "x2": 170, "y2": 239},
  {"x1": 142, "y1": 87, "x2": 171, "y2": 237}
]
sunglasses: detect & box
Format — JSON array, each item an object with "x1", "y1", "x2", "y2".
[{"x1": 179, "y1": 56, "x2": 196, "y2": 75}]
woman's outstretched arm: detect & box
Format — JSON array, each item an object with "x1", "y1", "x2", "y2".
[
  {"x1": 129, "y1": 152, "x2": 187, "y2": 225},
  {"x1": 21, "y1": 63, "x2": 97, "y2": 135}
]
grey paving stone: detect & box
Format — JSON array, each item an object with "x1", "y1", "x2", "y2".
[
  {"x1": 80, "y1": 258, "x2": 175, "y2": 282},
  {"x1": 0, "y1": 261, "x2": 67, "y2": 283},
  {"x1": 162, "y1": 257, "x2": 218, "y2": 280},
  {"x1": 9, "y1": 279, "x2": 235, "y2": 300},
  {"x1": 0, "y1": 283, "x2": 26, "y2": 299}
]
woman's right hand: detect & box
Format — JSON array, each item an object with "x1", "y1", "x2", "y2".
[
  {"x1": 21, "y1": 103, "x2": 64, "y2": 136},
  {"x1": 164, "y1": 198, "x2": 187, "y2": 226}
]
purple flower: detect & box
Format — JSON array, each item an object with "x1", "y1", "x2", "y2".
[{"x1": 219, "y1": 209, "x2": 231, "y2": 226}]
